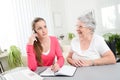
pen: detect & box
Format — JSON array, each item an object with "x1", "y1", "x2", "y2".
[{"x1": 51, "y1": 63, "x2": 60, "y2": 72}]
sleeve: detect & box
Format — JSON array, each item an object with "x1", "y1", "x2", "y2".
[
  {"x1": 54, "y1": 37, "x2": 64, "y2": 67},
  {"x1": 70, "y1": 37, "x2": 78, "y2": 53},
  {"x1": 70, "y1": 38, "x2": 75, "y2": 52},
  {"x1": 26, "y1": 45, "x2": 37, "y2": 71},
  {"x1": 95, "y1": 36, "x2": 110, "y2": 55}
]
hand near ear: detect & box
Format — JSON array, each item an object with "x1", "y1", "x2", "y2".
[{"x1": 28, "y1": 34, "x2": 38, "y2": 45}]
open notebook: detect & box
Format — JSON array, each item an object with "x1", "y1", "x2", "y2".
[
  {"x1": 3, "y1": 68, "x2": 43, "y2": 80},
  {"x1": 40, "y1": 65, "x2": 77, "y2": 77}
]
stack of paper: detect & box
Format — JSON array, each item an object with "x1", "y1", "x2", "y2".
[{"x1": 3, "y1": 69, "x2": 43, "y2": 80}]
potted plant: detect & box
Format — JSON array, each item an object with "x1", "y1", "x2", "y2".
[
  {"x1": 103, "y1": 33, "x2": 120, "y2": 55},
  {"x1": 8, "y1": 45, "x2": 23, "y2": 69},
  {"x1": 68, "y1": 33, "x2": 75, "y2": 40}
]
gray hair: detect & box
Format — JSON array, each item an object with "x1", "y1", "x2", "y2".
[{"x1": 78, "y1": 11, "x2": 96, "y2": 32}]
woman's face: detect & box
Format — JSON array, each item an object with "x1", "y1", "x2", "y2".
[
  {"x1": 34, "y1": 20, "x2": 48, "y2": 38},
  {"x1": 76, "y1": 20, "x2": 90, "y2": 37}
]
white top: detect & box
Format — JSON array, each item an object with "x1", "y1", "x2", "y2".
[
  {"x1": 42, "y1": 49, "x2": 50, "y2": 55},
  {"x1": 70, "y1": 34, "x2": 110, "y2": 60}
]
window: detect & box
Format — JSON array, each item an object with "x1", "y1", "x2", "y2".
[
  {"x1": 101, "y1": 2, "x2": 120, "y2": 30},
  {"x1": 101, "y1": 6, "x2": 116, "y2": 29}
]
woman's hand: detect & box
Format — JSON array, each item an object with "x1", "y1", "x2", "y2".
[
  {"x1": 78, "y1": 59, "x2": 93, "y2": 67},
  {"x1": 71, "y1": 59, "x2": 93, "y2": 67},
  {"x1": 71, "y1": 59, "x2": 82, "y2": 67},
  {"x1": 51, "y1": 63, "x2": 60, "y2": 72},
  {"x1": 28, "y1": 34, "x2": 38, "y2": 45}
]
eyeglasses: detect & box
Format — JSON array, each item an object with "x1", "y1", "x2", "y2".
[{"x1": 76, "y1": 25, "x2": 86, "y2": 29}]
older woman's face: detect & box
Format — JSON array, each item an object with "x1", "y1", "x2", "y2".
[
  {"x1": 34, "y1": 20, "x2": 48, "y2": 38},
  {"x1": 76, "y1": 20, "x2": 90, "y2": 36}
]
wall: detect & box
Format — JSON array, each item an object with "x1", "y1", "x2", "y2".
[
  {"x1": 1, "y1": 0, "x2": 120, "y2": 53},
  {"x1": 51, "y1": 0, "x2": 67, "y2": 38},
  {"x1": 51, "y1": 0, "x2": 120, "y2": 37}
]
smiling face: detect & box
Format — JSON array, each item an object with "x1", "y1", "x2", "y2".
[
  {"x1": 34, "y1": 20, "x2": 48, "y2": 39},
  {"x1": 76, "y1": 20, "x2": 91, "y2": 37}
]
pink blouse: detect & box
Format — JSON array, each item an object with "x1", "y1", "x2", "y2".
[{"x1": 26, "y1": 36, "x2": 64, "y2": 71}]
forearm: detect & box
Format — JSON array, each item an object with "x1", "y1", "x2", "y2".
[
  {"x1": 26, "y1": 45, "x2": 37, "y2": 71},
  {"x1": 27, "y1": 53, "x2": 37, "y2": 71},
  {"x1": 57, "y1": 56, "x2": 64, "y2": 67},
  {"x1": 93, "y1": 56, "x2": 116, "y2": 66},
  {"x1": 67, "y1": 57, "x2": 74, "y2": 65},
  {"x1": 55, "y1": 39, "x2": 64, "y2": 67}
]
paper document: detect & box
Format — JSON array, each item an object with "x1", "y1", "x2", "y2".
[
  {"x1": 3, "y1": 68, "x2": 43, "y2": 80},
  {"x1": 40, "y1": 65, "x2": 77, "y2": 77}
]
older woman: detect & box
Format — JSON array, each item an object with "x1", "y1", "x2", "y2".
[{"x1": 67, "y1": 11, "x2": 116, "y2": 67}]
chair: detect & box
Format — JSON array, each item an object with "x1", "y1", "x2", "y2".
[
  {"x1": 0, "y1": 61, "x2": 4, "y2": 73},
  {"x1": 106, "y1": 39, "x2": 120, "y2": 62}
]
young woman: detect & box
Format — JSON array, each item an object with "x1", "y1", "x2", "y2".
[{"x1": 26, "y1": 17, "x2": 64, "y2": 71}]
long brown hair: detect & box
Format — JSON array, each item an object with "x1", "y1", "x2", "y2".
[{"x1": 32, "y1": 17, "x2": 46, "y2": 65}]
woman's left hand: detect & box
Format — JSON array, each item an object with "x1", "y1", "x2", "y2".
[
  {"x1": 78, "y1": 59, "x2": 93, "y2": 67},
  {"x1": 51, "y1": 63, "x2": 60, "y2": 72}
]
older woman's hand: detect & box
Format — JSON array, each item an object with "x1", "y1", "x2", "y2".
[
  {"x1": 78, "y1": 59, "x2": 93, "y2": 67},
  {"x1": 71, "y1": 59, "x2": 82, "y2": 67},
  {"x1": 72, "y1": 59, "x2": 93, "y2": 67}
]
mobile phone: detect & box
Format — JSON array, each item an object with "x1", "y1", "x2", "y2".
[{"x1": 33, "y1": 30, "x2": 38, "y2": 42}]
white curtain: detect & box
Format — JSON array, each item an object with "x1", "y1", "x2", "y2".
[{"x1": 0, "y1": 0, "x2": 54, "y2": 54}]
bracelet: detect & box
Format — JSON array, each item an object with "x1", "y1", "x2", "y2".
[{"x1": 91, "y1": 60, "x2": 94, "y2": 66}]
